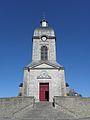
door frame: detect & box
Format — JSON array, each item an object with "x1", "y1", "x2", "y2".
[{"x1": 39, "y1": 83, "x2": 49, "y2": 101}]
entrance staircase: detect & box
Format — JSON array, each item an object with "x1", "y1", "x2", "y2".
[
  {"x1": 1, "y1": 102, "x2": 90, "y2": 120},
  {"x1": 13, "y1": 102, "x2": 76, "y2": 120}
]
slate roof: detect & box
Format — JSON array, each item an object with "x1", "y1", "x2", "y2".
[
  {"x1": 24, "y1": 61, "x2": 64, "y2": 69},
  {"x1": 33, "y1": 19, "x2": 55, "y2": 37},
  {"x1": 33, "y1": 27, "x2": 55, "y2": 37}
]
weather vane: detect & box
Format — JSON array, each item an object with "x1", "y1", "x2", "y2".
[{"x1": 43, "y1": 12, "x2": 46, "y2": 20}]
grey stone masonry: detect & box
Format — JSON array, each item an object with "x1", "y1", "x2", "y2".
[
  {"x1": 0, "y1": 100, "x2": 90, "y2": 120},
  {"x1": 10, "y1": 102, "x2": 75, "y2": 120},
  {"x1": 21, "y1": 19, "x2": 67, "y2": 100},
  {"x1": 32, "y1": 20, "x2": 56, "y2": 63},
  {"x1": 54, "y1": 96, "x2": 90, "y2": 119},
  {"x1": 0, "y1": 96, "x2": 34, "y2": 118}
]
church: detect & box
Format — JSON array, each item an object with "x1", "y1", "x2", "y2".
[{"x1": 19, "y1": 19, "x2": 66, "y2": 102}]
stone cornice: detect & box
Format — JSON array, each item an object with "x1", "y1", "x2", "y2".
[
  {"x1": 32, "y1": 36, "x2": 56, "y2": 39},
  {"x1": 24, "y1": 66, "x2": 64, "y2": 70}
]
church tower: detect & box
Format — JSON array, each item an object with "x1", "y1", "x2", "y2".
[
  {"x1": 32, "y1": 19, "x2": 56, "y2": 63},
  {"x1": 21, "y1": 19, "x2": 66, "y2": 102}
]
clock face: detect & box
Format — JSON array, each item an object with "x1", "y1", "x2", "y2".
[{"x1": 41, "y1": 36, "x2": 47, "y2": 41}]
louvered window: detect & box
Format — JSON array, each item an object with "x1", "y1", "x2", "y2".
[{"x1": 41, "y1": 46, "x2": 48, "y2": 60}]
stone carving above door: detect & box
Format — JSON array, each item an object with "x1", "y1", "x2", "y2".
[{"x1": 37, "y1": 70, "x2": 51, "y2": 79}]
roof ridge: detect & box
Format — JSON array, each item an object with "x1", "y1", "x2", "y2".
[{"x1": 25, "y1": 61, "x2": 64, "y2": 69}]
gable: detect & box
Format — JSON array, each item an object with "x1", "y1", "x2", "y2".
[
  {"x1": 25, "y1": 61, "x2": 63, "y2": 70},
  {"x1": 34, "y1": 63, "x2": 55, "y2": 69}
]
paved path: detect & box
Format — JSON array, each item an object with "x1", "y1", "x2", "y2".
[{"x1": 0, "y1": 102, "x2": 90, "y2": 120}]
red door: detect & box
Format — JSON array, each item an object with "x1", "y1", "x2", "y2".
[{"x1": 39, "y1": 83, "x2": 49, "y2": 101}]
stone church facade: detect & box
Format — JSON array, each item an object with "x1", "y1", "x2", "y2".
[{"x1": 20, "y1": 19, "x2": 66, "y2": 102}]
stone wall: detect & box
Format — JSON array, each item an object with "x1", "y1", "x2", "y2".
[
  {"x1": 54, "y1": 96, "x2": 90, "y2": 118},
  {"x1": 0, "y1": 96, "x2": 34, "y2": 118},
  {"x1": 25, "y1": 68, "x2": 66, "y2": 102}
]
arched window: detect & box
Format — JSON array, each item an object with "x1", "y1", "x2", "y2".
[{"x1": 41, "y1": 46, "x2": 48, "y2": 61}]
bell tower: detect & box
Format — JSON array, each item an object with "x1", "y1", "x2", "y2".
[
  {"x1": 21, "y1": 19, "x2": 66, "y2": 102},
  {"x1": 32, "y1": 19, "x2": 56, "y2": 63}
]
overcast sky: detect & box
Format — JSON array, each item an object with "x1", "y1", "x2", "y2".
[{"x1": 0, "y1": 0, "x2": 90, "y2": 97}]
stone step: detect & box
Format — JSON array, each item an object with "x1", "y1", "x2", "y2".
[
  {"x1": 15, "y1": 102, "x2": 75, "y2": 120},
  {"x1": 33, "y1": 102, "x2": 53, "y2": 109},
  {"x1": 1, "y1": 117, "x2": 90, "y2": 120},
  {"x1": 12, "y1": 117, "x2": 90, "y2": 120},
  {"x1": 7, "y1": 102, "x2": 89, "y2": 120}
]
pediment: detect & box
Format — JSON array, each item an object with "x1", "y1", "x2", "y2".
[
  {"x1": 25, "y1": 61, "x2": 63, "y2": 70},
  {"x1": 34, "y1": 63, "x2": 55, "y2": 69}
]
